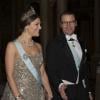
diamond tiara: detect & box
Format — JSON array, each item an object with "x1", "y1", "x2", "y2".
[{"x1": 21, "y1": 7, "x2": 36, "y2": 21}]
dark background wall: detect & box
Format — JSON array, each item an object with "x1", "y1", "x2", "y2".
[{"x1": 0, "y1": 0, "x2": 99, "y2": 99}]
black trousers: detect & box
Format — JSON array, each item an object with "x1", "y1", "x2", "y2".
[{"x1": 65, "y1": 83, "x2": 89, "y2": 100}]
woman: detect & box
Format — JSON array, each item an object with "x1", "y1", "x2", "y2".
[{"x1": 1, "y1": 6, "x2": 53, "y2": 100}]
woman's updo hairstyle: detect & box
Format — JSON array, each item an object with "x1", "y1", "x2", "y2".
[{"x1": 19, "y1": 6, "x2": 39, "y2": 33}]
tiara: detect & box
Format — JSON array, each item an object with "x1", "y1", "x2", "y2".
[{"x1": 21, "y1": 7, "x2": 36, "y2": 21}]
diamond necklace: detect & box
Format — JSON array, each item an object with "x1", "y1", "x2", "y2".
[
  {"x1": 22, "y1": 40, "x2": 34, "y2": 47},
  {"x1": 17, "y1": 37, "x2": 34, "y2": 48}
]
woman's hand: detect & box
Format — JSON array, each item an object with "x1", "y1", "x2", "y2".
[
  {"x1": 44, "y1": 89, "x2": 53, "y2": 100},
  {"x1": 47, "y1": 95, "x2": 53, "y2": 100},
  {"x1": 15, "y1": 95, "x2": 24, "y2": 100}
]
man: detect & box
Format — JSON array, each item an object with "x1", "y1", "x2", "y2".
[{"x1": 46, "y1": 11, "x2": 93, "y2": 100}]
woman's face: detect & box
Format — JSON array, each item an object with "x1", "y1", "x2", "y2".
[{"x1": 27, "y1": 18, "x2": 41, "y2": 37}]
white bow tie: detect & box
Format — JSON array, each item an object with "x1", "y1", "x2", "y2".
[
  {"x1": 66, "y1": 34, "x2": 77, "y2": 41},
  {"x1": 70, "y1": 34, "x2": 77, "y2": 40}
]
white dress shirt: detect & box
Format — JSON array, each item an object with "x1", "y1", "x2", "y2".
[
  {"x1": 59, "y1": 33, "x2": 83, "y2": 88},
  {"x1": 66, "y1": 34, "x2": 82, "y2": 62}
]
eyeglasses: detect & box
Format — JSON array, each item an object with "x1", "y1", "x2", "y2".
[{"x1": 61, "y1": 20, "x2": 76, "y2": 24}]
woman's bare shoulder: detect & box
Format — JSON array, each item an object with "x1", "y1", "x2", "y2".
[{"x1": 6, "y1": 41, "x2": 17, "y2": 53}]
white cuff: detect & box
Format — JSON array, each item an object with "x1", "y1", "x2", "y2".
[
  {"x1": 59, "y1": 83, "x2": 64, "y2": 89},
  {"x1": 88, "y1": 92, "x2": 92, "y2": 94}
]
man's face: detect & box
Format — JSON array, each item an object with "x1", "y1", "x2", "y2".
[{"x1": 60, "y1": 14, "x2": 77, "y2": 35}]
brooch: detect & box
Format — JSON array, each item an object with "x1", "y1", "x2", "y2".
[{"x1": 23, "y1": 54, "x2": 28, "y2": 60}]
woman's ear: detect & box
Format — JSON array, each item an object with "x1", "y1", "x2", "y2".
[{"x1": 24, "y1": 25, "x2": 29, "y2": 32}]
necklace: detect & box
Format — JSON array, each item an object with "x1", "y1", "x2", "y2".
[
  {"x1": 17, "y1": 37, "x2": 34, "y2": 48},
  {"x1": 22, "y1": 40, "x2": 34, "y2": 48}
]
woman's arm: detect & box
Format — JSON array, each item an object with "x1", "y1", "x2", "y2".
[
  {"x1": 40, "y1": 64, "x2": 53, "y2": 100},
  {"x1": 36, "y1": 43, "x2": 53, "y2": 99},
  {"x1": 5, "y1": 42, "x2": 23, "y2": 99}
]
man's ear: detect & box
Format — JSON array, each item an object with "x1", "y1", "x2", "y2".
[
  {"x1": 75, "y1": 21, "x2": 77, "y2": 27},
  {"x1": 59, "y1": 22, "x2": 62, "y2": 28}
]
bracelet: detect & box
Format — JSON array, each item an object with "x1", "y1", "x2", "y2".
[{"x1": 15, "y1": 94, "x2": 22, "y2": 100}]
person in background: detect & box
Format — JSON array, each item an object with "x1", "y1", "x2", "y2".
[
  {"x1": 46, "y1": 11, "x2": 93, "y2": 100},
  {"x1": 1, "y1": 6, "x2": 53, "y2": 100}
]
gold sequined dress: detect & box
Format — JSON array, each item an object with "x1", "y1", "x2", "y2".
[{"x1": 1, "y1": 53, "x2": 45, "y2": 100}]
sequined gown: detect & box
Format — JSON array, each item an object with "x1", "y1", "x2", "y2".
[{"x1": 1, "y1": 53, "x2": 45, "y2": 100}]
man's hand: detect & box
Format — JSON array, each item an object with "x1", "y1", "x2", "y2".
[
  {"x1": 58, "y1": 84, "x2": 68, "y2": 100},
  {"x1": 89, "y1": 92, "x2": 93, "y2": 100}
]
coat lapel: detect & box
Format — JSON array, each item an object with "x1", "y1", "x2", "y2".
[
  {"x1": 59, "y1": 34, "x2": 87, "y2": 72},
  {"x1": 78, "y1": 37, "x2": 87, "y2": 71},
  {"x1": 58, "y1": 34, "x2": 78, "y2": 73}
]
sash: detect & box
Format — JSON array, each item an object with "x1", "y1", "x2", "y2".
[{"x1": 14, "y1": 41, "x2": 41, "y2": 85}]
